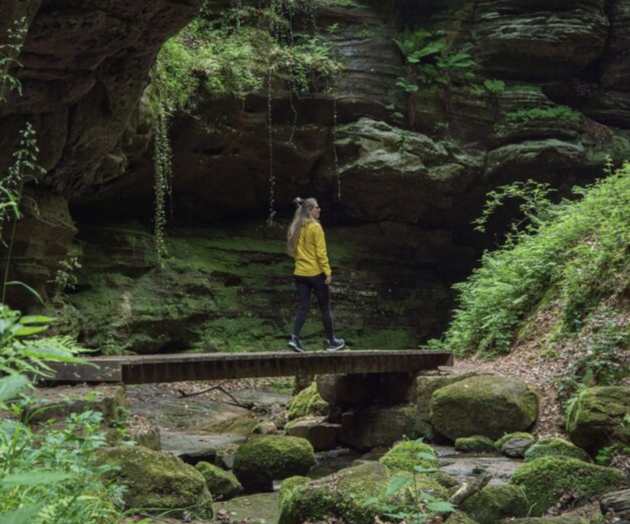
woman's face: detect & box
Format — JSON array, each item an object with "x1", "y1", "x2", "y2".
[{"x1": 310, "y1": 201, "x2": 321, "y2": 220}]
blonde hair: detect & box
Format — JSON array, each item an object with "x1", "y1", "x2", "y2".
[{"x1": 287, "y1": 197, "x2": 318, "y2": 257}]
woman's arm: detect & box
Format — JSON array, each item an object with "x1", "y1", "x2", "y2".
[{"x1": 313, "y1": 223, "x2": 332, "y2": 278}]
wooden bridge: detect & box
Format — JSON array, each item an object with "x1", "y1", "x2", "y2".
[{"x1": 47, "y1": 350, "x2": 453, "y2": 384}]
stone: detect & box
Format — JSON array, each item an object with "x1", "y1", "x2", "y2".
[
  {"x1": 431, "y1": 376, "x2": 539, "y2": 441},
  {"x1": 252, "y1": 421, "x2": 279, "y2": 435},
  {"x1": 278, "y1": 475, "x2": 311, "y2": 505},
  {"x1": 24, "y1": 384, "x2": 129, "y2": 426},
  {"x1": 460, "y1": 485, "x2": 529, "y2": 524},
  {"x1": 195, "y1": 461, "x2": 242, "y2": 501},
  {"x1": 99, "y1": 445, "x2": 213, "y2": 519},
  {"x1": 511, "y1": 518, "x2": 590, "y2": 524},
  {"x1": 287, "y1": 382, "x2": 329, "y2": 421},
  {"x1": 127, "y1": 415, "x2": 161, "y2": 451},
  {"x1": 566, "y1": 386, "x2": 630, "y2": 453},
  {"x1": 278, "y1": 462, "x2": 392, "y2": 524},
  {"x1": 524, "y1": 438, "x2": 590, "y2": 463},
  {"x1": 510, "y1": 456, "x2": 626, "y2": 516},
  {"x1": 233, "y1": 435, "x2": 315, "y2": 492},
  {"x1": 455, "y1": 436, "x2": 496, "y2": 453},
  {"x1": 317, "y1": 373, "x2": 419, "y2": 406},
  {"x1": 340, "y1": 405, "x2": 420, "y2": 450},
  {"x1": 502, "y1": 438, "x2": 536, "y2": 459},
  {"x1": 285, "y1": 416, "x2": 340, "y2": 451}
]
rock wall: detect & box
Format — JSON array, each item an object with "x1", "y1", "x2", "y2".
[{"x1": 3, "y1": 0, "x2": 630, "y2": 351}]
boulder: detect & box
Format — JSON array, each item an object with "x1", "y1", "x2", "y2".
[
  {"x1": 233, "y1": 435, "x2": 315, "y2": 491},
  {"x1": 431, "y1": 376, "x2": 539, "y2": 441},
  {"x1": 494, "y1": 432, "x2": 536, "y2": 458},
  {"x1": 455, "y1": 436, "x2": 496, "y2": 453},
  {"x1": 316, "y1": 373, "x2": 419, "y2": 406},
  {"x1": 252, "y1": 421, "x2": 280, "y2": 435},
  {"x1": 285, "y1": 416, "x2": 341, "y2": 451},
  {"x1": 279, "y1": 476, "x2": 311, "y2": 504},
  {"x1": 287, "y1": 382, "x2": 329, "y2": 421},
  {"x1": 340, "y1": 405, "x2": 420, "y2": 450},
  {"x1": 566, "y1": 386, "x2": 630, "y2": 452},
  {"x1": 524, "y1": 438, "x2": 589, "y2": 463},
  {"x1": 99, "y1": 446, "x2": 213, "y2": 520},
  {"x1": 195, "y1": 461, "x2": 242, "y2": 501},
  {"x1": 510, "y1": 456, "x2": 626, "y2": 516},
  {"x1": 460, "y1": 485, "x2": 529, "y2": 524},
  {"x1": 279, "y1": 462, "x2": 392, "y2": 524}
]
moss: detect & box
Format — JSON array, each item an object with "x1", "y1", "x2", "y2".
[
  {"x1": 446, "y1": 511, "x2": 481, "y2": 524},
  {"x1": 524, "y1": 438, "x2": 589, "y2": 463},
  {"x1": 455, "y1": 436, "x2": 496, "y2": 453},
  {"x1": 431, "y1": 376, "x2": 539, "y2": 441},
  {"x1": 233, "y1": 435, "x2": 315, "y2": 491},
  {"x1": 287, "y1": 382, "x2": 329, "y2": 421},
  {"x1": 99, "y1": 446, "x2": 213, "y2": 519},
  {"x1": 279, "y1": 476, "x2": 311, "y2": 504},
  {"x1": 195, "y1": 461, "x2": 242, "y2": 500},
  {"x1": 460, "y1": 485, "x2": 528, "y2": 524},
  {"x1": 566, "y1": 386, "x2": 630, "y2": 452},
  {"x1": 279, "y1": 462, "x2": 391, "y2": 524},
  {"x1": 494, "y1": 432, "x2": 535, "y2": 451},
  {"x1": 379, "y1": 440, "x2": 439, "y2": 472},
  {"x1": 510, "y1": 456, "x2": 626, "y2": 516}
]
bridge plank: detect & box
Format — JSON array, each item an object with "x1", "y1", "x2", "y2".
[{"x1": 46, "y1": 350, "x2": 453, "y2": 384}]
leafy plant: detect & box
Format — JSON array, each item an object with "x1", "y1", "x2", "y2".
[
  {"x1": 436, "y1": 160, "x2": 630, "y2": 357},
  {"x1": 0, "y1": 17, "x2": 28, "y2": 104},
  {"x1": 503, "y1": 105, "x2": 581, "y2": 125},
  {"x1": 483, "y1": 79, "x2": 505, "y2": 95}
]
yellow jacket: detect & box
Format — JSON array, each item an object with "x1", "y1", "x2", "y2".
[{"x1": 293, "y1": 220, "x2": 332, "y2": 276}]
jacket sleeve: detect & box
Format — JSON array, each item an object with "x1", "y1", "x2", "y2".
[{"x1": 313, "y1": 224, "x2": 332, "y2": 276}]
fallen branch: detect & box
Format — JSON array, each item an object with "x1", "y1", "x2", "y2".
[
  {"x1": 177, "y1": 381, "x2": 253, "y2": 409},
  {"x1": 448, "y1": 471, "x2": 492, "y2": 506}
]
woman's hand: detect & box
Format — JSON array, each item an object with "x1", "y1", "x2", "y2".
[{"x1": 324, "y1": 275, "x2": 332, "y2": 286}]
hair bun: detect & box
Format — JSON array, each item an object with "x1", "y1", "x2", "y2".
[{"x1": 294, "y1": 197, "x2": 303, "y2": 207}]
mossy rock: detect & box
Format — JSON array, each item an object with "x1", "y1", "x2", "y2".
[
  {"x1": 455, "y1": 436, "x2": 496, "y2": 453},
  {"x1": 511, "y1": 517, "x2": 590, "y2": 524},
  {"x1": 99, "y1": 446, "x2": 213, "y2": 519},
  {"x1": 431, "y1": 376, "x2": 539, "y2": 441},
  {"x1": 379, "y1": 440, "x2": 439, "y2": 471},
  {"x1": 495, "y1": 432, "x2": 535, "y2": 451},
  {"x1": 233, "y1": 435, "x2": 315, "y2": 491},
  {"x1": 279, "y1": 476, "x2": 311, "y2": 504},
  {"x1": 446, "y1": 511, "x2": 482, "y2": 524},
  {"x1": 509, "y1": 456, "x2": 626, "y2": 516},
  {"x1": 378, "y1": 439, "x2": 458, "y2": 488},
  {"x1": 287, "y1": 382, "x2": 329, "y2": 421},
  {"x1": 195, "y1": 461, "x2": 242, "y2": 501},
  {"x1": 279, "y1": 462, "x2": 397, "y2": 524},
  {"x1": 460, "y1": 484, "x2": 528, "y2": 524},
  {"x1": 566, "y1": 386, "x2": 630, "y2": 453},
  {"x1": 524, "y1": 438, "x2": 589, "y2": 463}
]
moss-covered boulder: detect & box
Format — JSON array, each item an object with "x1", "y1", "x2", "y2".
[
  {"x1": 233, "y1": 435, "x2": 315, "y2": 491},
  {"x1": 431, "y1": 376, "x2": 539, "y2": 441},
  {"x1": 287, "y1": 382, "x2": 329, "y2": 421},
  {"x1": 279, "y1": 462, "x2": 392, "y2": 524},
  {"x1": 285, "y1": 416, "x2": 340, "y2": 451},
  {"x1": 195, "y1": 461, "x2": 242, "y2": 501},
  {"x1": 446, "y1": 511, "x2": 482, "y2": 524},
  {"x1": 379, "y1": 440, "x2": 458, "y2": 488},
  {"x1": 510, "y1": 456, "x2": 626, "y2": 516},
  {"x1": 99, "y1": 446, "x2": 213, "y2": 519},
  {"x1": 460, "y1": 485, "x2": 528, "y2": 524},
  {"x1": 455, "y1": 436, "x2": 496, "y2": 453},
  {"x1": 524, "y1": 438, "x2": 589, "y2": 463},
  {"x1": 566, "y1": 386, "x2": 630, "y2": 453},
  {"x1": 494, "y1": 432, "x2": 535, "y2": 457},
  {"x1": 279, "y1": 476, "x2": 311, "y2": 504},
  {"x1": 495, "y1": 432, "x2": 535, "y2": 450}
]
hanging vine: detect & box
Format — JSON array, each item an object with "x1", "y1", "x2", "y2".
[{"x1": 266, "y1": 65, "x2": 276, "y2": 226}]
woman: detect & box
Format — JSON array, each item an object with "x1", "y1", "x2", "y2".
[{"x1": 286, "y1": 197, "x2": 345, "y2": 353}]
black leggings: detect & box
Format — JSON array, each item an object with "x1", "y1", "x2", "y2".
[{"x1": 293, "y1": 273, "x2": 334, "y2": 341}]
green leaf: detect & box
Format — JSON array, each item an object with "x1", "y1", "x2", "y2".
[
  {"x1": 22, "y1": 347, "x2": 86, "y2": 364},
  {"x1": 362, "y1": 497, "x2": 380, "y2": 507},
  {"x1": 13, "y1": 325, "x2": 48, "y2": 337},
  {"x1": 417, "y1": 451, "x2": 436, "y2": 461},
  {"x1": 4, "y1": 281, "x2": 43, "y2": 304},
  {"x1": 386, "y1": 475, "x2": 413, "y2": 496},
  {"x1": 413, "y1": 465, "x2": 437, "y2": 473},
  {"x1": 1, "y1": 470, "x2": 72, "y2": 486},
  {"x1": 0, "y1": 505, "x2": 42, "y2": 524},
  {"x1": 0, "y1": 374, "x2": 30, "y2": 402},
  {"x1": 427, "y1": 500, "x2": 456, "y2": 513},
  {"x1": 19, "y1": 315, "x2": 53, "y2": 325}
]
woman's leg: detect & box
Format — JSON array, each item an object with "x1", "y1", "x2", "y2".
[
  {"x1": 312, "y1": 274, "x2": 334, "y2": 341},
  {"x1": 293, "y1": 278, "x2": 311, "y2": 336}
]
